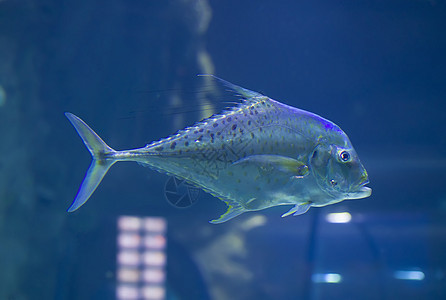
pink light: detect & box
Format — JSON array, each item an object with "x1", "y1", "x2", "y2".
[
  {"x1": 142, "y1": 251, "x2": 166, "y2": 267},
  {"x1": 117, "y1": 268, "x2": 140, "y2": 283},
  {"x1": 141, "y1": 285, "x2": 165, "y2": 300},
  {"x1": 142, "y1": 269, "x2": 165, "y2": 284},
  {"x1": 117, "y1": 216, "x2": 167, "y2": 300},
  {"x1": 118, "y1": 216, "x2": 142, "y2": 231},
  {"x1": 118, "y1": 233, "x2": 141, "y2": 249},
  {"x1": 144, "y1": 235, "x2": 166, "y2": 249},
  {"x1": 117, "y1": 250, "x2": 140, "y2": 266},
  {"x1": 116, "y1": 284, "x2": 140, "y2": 300},
  {"x1": 143, "y1": 218, "x2": 166, "y2": 233}
]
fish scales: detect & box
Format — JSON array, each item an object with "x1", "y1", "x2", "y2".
[
  {"x1": 139, "y1": 97, "x2": 308, "y2": 199},
  {"x1": 65, "y1": 76, "x2": 371, "y2": 223}
]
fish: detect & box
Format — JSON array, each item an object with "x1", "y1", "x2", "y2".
[{"x1": 66, "y1": 76, "x2": 371, "y2": 223}]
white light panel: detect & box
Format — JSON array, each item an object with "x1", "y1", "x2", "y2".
[{"x1": 325, "y1": 212, "x2": 352, "y2": 223}]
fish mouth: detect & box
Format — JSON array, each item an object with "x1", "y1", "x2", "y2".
[
  {"x1": 358, "y1": 185, "x2": 372, "y2": 195},
  {"x1": 346, "y1": 183, "x2": 372, "y2": 200},
  {"x1": 345, "y1": 175, "x2": 371, "y2": 199}
]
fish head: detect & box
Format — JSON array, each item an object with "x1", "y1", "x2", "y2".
[{"x1": 309, "y1": 143, "x2": 371, "y2": 200}]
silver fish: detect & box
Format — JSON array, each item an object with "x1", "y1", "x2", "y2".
[{"x1": 66, "y1": 76, "x2": 371, "y2": 223}]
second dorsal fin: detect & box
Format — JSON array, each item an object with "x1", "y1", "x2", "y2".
[{"x1": 198, "y1": 74, "x2": 263, "y2": 100}]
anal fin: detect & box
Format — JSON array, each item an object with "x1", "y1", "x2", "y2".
[
  {"x1": 210, "y1": 202, "x2": 246, "y2": 224},
  {"x1": 281, "y1": 202, "x2": 311, "y2": 218}
]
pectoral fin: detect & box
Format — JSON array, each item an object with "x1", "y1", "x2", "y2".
[
  {"x1": 281, "y1": 202, "x2": 311, "y2": 217},
  {"x1": 233, "y1": 155, "x2": 309, "y2": 177}
]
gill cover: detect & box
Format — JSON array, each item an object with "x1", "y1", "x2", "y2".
[
  {"x1": 309, "y1": 143, "x2": 333, "y2": 191},
  {"x1": 310, "y1": 142, "x2": 370, "y2": 199},
  {"x1": 310, "y1": 143, "x2": 353, "y2": 195}
]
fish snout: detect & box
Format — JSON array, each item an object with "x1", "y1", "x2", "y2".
[
  {"x1": 345, "y1": 168, "x2": 371, "y2": 199},
  {"x1": 349, "y1": 169, "x2": 369, "y2": 192}
]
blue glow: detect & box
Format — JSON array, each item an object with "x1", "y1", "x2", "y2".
[
  {"x1": 394, "y1": 270, "x2": 425, "y2": 281},
  {"x1": 312, "y1": 273, "x2": 342, "y2": 283}
]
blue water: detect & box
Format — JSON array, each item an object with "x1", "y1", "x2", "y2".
[{"x1": 0, "y1": 0, "x2": 445, "y2": 299}]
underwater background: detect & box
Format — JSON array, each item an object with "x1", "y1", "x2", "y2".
[{"x1": 0, "y1": 0, "x2": 446, "y2": 299}]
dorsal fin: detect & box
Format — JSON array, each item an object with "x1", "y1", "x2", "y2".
[{"x1": 198, "y1": 74, "x2": 263, "y2": 100}]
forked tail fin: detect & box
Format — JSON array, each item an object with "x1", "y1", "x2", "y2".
[{"x1": 65, "y1": 112, "x2": 117, "y2": 212}]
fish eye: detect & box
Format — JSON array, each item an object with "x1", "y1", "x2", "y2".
[
  {"x1": 330, "y1": 179, "x2": 337, "y2": 186},
  {"x1": 339, "y1": 150, "x2": 351, "y2": 162}
]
